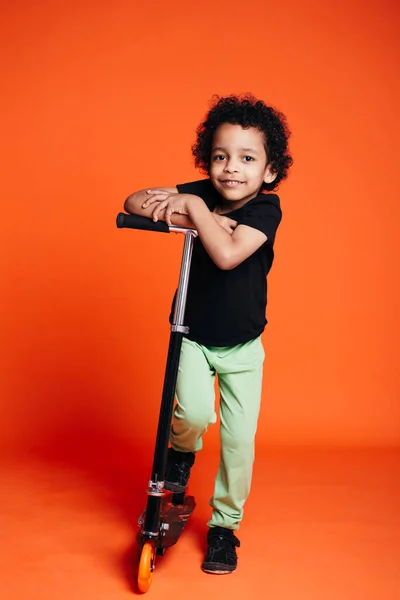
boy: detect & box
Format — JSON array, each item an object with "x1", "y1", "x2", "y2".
[{"x1": 124, "y1": 95, "x2": 292, "y2": 574}]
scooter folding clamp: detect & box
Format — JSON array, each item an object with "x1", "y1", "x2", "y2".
[
  {"x1": 147, "y1": 480, "x2": 165, "y2": 497},
  {"x1": 171, "y1": 325, "x2": 189, "y2": 334}
]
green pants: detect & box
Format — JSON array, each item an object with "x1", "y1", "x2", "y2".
[{"x1": 170, "y1": 336, "x2": 265, "y2": 531}]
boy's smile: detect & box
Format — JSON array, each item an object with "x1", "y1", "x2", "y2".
[
  {"x1": 210, "y1": 123, "x2": 276, "y2": 212},
  {"x1": 219, "y1": 180, "x2": 244, "y2": 188}
]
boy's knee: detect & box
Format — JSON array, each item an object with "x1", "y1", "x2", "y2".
[{"x1": 175, "y1": 406, "x2": 215, "y2": 432}]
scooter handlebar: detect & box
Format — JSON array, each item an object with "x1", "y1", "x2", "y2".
[{"x1": 116, "y1": 213, "x2": 170, "y2": 234}]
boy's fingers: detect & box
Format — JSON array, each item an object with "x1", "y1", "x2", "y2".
[
  {"x1": 142, "y1": 194, "x2": 156, "y2": 208},
  {"x1": 165, "y1": 206, "x2": 173, "y2": 226},
  {"x1": 152, "y1": 199, "x2": 168, "y2": 221},
  {"x1": 143, "y1": 193, "x2": 169, "y2": 208}
]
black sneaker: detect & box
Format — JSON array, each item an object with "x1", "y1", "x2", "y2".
[
  {"x1": 164, "y1": 447, "x2": 195, "y2": 493},
  {"x1": 201, "y1": 527, "x2": 240, "y2": 574}
]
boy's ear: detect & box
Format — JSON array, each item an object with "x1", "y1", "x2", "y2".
[{"x1": 264, "y1": 163, "x2": 277, "y2": 184}]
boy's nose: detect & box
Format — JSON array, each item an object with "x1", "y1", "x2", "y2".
[{"x1": 224, "y1": 161, "x2": 239, "y2": 173}]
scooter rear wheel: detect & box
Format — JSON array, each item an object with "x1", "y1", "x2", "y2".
[{"x1": 138, "y1": 540, "x2": 155, "y2": 593}]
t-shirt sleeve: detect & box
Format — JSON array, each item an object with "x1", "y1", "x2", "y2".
[
  {"x1": 176, "y1": 179, "x2": 218, "y2": 210},
  {"x1": 240, "y1": 194, "x2": 282, "y2": 246}
]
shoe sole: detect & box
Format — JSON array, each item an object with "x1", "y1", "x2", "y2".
[{"x1": 202, "y1": 563, "x2": 236, "y2": 575}]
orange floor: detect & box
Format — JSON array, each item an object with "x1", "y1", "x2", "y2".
[{"x1": 1, "y1": 445, "x2": 399, "y2": 599}]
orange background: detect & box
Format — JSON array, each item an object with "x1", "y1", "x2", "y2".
[
  {"x1": 1, "y1": 0, "x2": 399, "y2": 463},
  {"x1": 1, "y1": 3, "x2": 399, "y2": 599}
]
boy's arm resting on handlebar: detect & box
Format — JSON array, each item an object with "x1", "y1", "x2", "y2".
[
  {"x1": 124, "y1": 188, "x2": 196, "y2": 229},
  {"x1": 137, "y1": 191, "x2": 263, "y2": 269}
]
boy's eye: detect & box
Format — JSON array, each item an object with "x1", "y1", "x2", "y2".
[
  {"x1": 243, "y1": 156, "x2": 254, "y2": 162},
  {"x1": 213, "y1": 154, "x2": 226, "y2": 161}
]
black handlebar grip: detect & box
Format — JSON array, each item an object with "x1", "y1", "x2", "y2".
[{"x1": 116, "y1": 213, "x2": 170, "y2": 234}]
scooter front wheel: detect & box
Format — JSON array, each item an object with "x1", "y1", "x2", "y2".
[{"x1": 138, "y1": 540, "x2": 155, "y2": 593}]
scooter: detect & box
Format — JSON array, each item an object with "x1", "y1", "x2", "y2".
[{"x1": 116, "y1": 212, "x2": 197, "y2": 593}]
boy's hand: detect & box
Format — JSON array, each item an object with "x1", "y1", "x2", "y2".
[
  {"x1": 143, "y1": 189, "x2": 238, "y2": 233},
  {"x1": 143, "y1": 189, "x2": 199, "y2": 226},
  {"x1": 211, "y1": 213, "x2": 238, "y2": 235}
]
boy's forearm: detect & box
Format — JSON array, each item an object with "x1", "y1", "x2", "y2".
[
  {"x1": 124, "y1": 190, "x2": 149, "y2": 213},
  {"x1": 124, "y1": 191, "x2": 196, "y2": 229},
  {"x1": 187, "y1": 196, "x2": 235, "y2": 270}
]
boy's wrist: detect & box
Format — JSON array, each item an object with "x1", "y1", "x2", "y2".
[
  {"x1": 187, "y1": 194, "x2": 205, "y2": 216},
  {"x1": 187, "y1": 194, "x2": 201, "y2": 209}
]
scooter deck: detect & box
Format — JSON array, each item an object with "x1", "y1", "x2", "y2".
[{"x1": 139, "y1": 494, "x2": 196, "y2": 551}]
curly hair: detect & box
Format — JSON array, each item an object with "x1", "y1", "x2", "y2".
[{"x1": 192, "y1": 94, "x2": 293, "y2": 191}]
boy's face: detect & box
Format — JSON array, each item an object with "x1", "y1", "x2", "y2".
[{"x1": 209, "y1": 123, "x2": 276, "y2": 207}]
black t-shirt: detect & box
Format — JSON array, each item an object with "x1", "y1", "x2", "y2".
[{"x1": 170, "y1": 179, "x2": 282, "y2": 347}]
